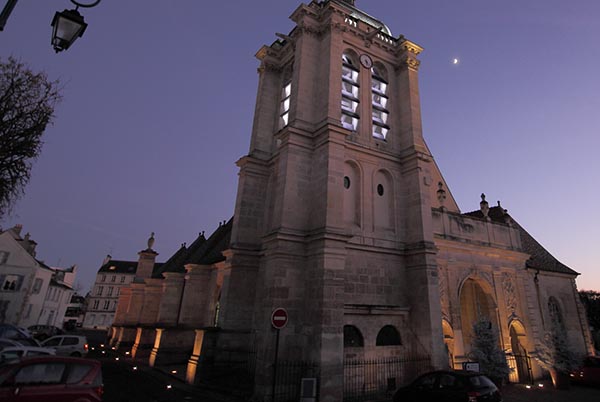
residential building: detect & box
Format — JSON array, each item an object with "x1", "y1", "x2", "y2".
[
  {"x1": 0, "y1": 225, "x2": 76, "y2": 328},
  {"x1": 83, "y1": 255, "x2": 161, "y2": 330}
]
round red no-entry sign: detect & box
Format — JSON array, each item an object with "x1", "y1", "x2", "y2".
[{"x1": 271, "y1": 308, "x2": 288, "y2": 329}]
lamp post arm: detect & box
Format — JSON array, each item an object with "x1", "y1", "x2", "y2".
[
  {"x1": 0, "y1": 0, "x2": 100, "y2": 32},
  {"x1": 0, "y1": 0, "x2": 19, "y2": 31}
]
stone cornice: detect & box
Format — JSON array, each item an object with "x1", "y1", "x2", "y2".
[{"x1": 399, "y1": 39, "x2": 424, "y2": 55}]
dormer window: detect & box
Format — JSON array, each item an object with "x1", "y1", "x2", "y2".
[
  {"x1": 371, "y1": 65, "x2": 390, "y2": 140},
  {"x1": 341, "y1": 53, "x2": 360, "y2": 131}
]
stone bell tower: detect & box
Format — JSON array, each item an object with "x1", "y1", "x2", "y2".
[{"x1": 218, "y1": 1, "x2": 444, "y2": 400}]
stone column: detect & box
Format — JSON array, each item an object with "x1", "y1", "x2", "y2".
[{"x1": 186, "y1": 329, "x2": 206, "y2": 385}]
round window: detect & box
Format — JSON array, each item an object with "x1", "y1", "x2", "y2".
[
  {"x1": 377, "y1": 184, "x2": 384, "y2": 196},
  {"x1": 344, "y1": 176, "x2": 351, "y2": 189}
]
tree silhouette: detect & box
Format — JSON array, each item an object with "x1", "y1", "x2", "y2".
[{"x1": 0, "y1": 57, "x2": 61, "y2": 219}]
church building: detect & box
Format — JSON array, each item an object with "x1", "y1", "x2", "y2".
[{"x1": 110, "y1": 1, "x2": 593, "y2": 401}]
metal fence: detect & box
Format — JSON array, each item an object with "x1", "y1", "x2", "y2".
[
  {"x1": 343, "y1": 355, "x2": 432, "y2": 402},
  {"x1": 506, "y1": 354, "x2": 533, "y2": 384},
  {"x1": 273, "y1": 360, "x2": 320, "y2": 402}
]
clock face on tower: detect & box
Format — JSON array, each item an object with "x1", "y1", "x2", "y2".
[{"x1": 359, "y1": 54, "x2": 373, "y2": 69}]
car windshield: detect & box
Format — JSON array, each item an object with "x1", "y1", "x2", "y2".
[{"x1": 469, "y1": 375, "x2": 496, "y2": 388}]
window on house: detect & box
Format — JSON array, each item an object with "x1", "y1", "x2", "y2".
[
  {"x1": 111, "y1": 275, "x2": 116, "y2": 282},
  {"x1": 112, "y1": 301, "x2": 117, "y2": 310},
  {"x1": 103, "y1": 301, "x2": 110, "y2": 310},
  {"x1": 120, "y1": 276, "x2": 125, "y2": 283},
  {"x1": 0, "y1": 251, "x2": 9, "y2": 264},
  {"x1": 100, "y1": 275, "x2": 106, "y2": 282},
  {"x1": 279, "y1": 81, "x2": 292, "y2": 128},
  {"x1": 1, "y1": 274, "x2": 23, "y2": 291},
  {"x1": 96, "y1": 286, "x2": 103, "y2": 296},
  {"x1": 371, "y1": 65, "x2": 390, "y2": 140},
  {"x1": 116, "y1": 287, "x2": 120, "y2": 296},
  {"x1": 32, "y1": 278, "x2": 43, "y2": 294},
  {"x1": 341, "y1": 53, "x2": 360, "y2": 131},
  {"x1": 107, "y1": 287, "x2": 113, "y2": 296},
  {"x1": 343, "y1": 325, "x2": 364, "y2": 347},
  {"x1": 92, "y1": 300, "x2": 99, "y2": 310}
]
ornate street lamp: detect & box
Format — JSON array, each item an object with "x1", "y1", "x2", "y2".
[{"x1": 50, "y1": 0, "x2": 101, "y2": 53}]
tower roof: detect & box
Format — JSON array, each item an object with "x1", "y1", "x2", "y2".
[{"x1": 329, "y1": 0, "x2": 393, "y2": 36}]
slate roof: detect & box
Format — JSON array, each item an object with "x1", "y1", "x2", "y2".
[
  {"x1": 98, "y1": 260, "x2": 138, "y2": 274},
  {"x1": 152, "y1": 218, "x2": 232, "y2": 278},
  {"x1": 462, "y1": 206, "x2": 578, "y2": 276}
]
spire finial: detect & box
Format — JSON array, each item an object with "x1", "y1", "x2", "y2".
[
  {"x1": 437, "y1": 182, "x2": 447, "y2": 208},
  {"x1": 480, "y1": 193, "x2": 489, "y2": 218}
]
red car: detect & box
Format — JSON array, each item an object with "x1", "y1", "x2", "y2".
[
  {"x1": 571, "y1": 356, "x2": 600, "y2": 387},
  {"x1": 0, "y1": 356, "x2": 103, "y2": 402}
]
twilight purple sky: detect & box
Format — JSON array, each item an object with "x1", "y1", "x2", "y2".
[{"x1": 1, "y1": 0, "x2": 599, "y2": 294}]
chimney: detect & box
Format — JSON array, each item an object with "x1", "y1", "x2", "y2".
[
  {"x1": 102, "y1": 254, "x2": 112, "y2": 266},
  {"x1": 11, "y1": 224, "x2": 23, "y2": 236}
]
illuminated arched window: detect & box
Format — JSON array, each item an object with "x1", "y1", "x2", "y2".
[
  {"x1": 371, "y1": 64, "x2": 390, "y2": 140},
  {"x1": 344, "y1": 325, "x2": 364, "y2": 347},
  {"x1": 341, "y1": 52, "x2": 360, "y2": 131},
  {"x1": 376, "y1": 325, "x2": 402, "y2": 346}
]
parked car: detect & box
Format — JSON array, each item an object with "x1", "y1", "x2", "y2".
[
  {"x1": 0, "y1": 346, "x2": 56, "y2": 365},
  {"x1": 0, "y1": 324, "x2": 31, "y2": 340},
  {"x1": 27, "y1": 325, "x2": 64, "y2": 341},
  {"x1": 0, "y1": 356, "x2": 103, "y2": 402},
  {"x1": 0, "y1": 338, "x2": 41, "y2": 350},
  {"x1": 41, "y1": 335, "x2": 88, "y2": 357},
  {"x1": 393, "y1": 370, "x2": 503, "y2": 402},
  {"x1": 571, "y1": 356, "x2": 600, "y2": 387}
]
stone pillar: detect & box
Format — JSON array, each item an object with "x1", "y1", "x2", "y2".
[
  {"x1": 135, "y1": 237, "x2": 158, "y2": 280},
  {"x1": 149, "y1": 327, "x2": 196, "y2": 368},
  {"x1": 186, "y1": 329, "x2": 206, "y2": 385},
  {"x1": 131, "y1": 327, "x2": 155, "y2": 360},
  {"x1": 156, "y1": 273, "x2": 185, "y2": 326},
  {"x1": 179, "y1": 264, "x2": 216, "y2": 327}
]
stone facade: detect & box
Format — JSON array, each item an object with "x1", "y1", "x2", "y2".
[{"x1": 110, "y1": 1, "x2": 593, "y2": 401}]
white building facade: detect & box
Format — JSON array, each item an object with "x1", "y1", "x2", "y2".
[
  {"x1": 0, "y1": 225, "x2": 76, "y2": 328},
  {"x1": 82, "y1": 257, "x2": 137, "y2": 330}
]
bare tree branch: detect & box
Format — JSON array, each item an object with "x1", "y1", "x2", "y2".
[{"x1": 0, "y1": 57, "x2": 61, "y2": 219}]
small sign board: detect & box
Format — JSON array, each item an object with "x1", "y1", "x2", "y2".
[
  {"x1": 271, "y1": 308, "x2": 288, "y2": 329},
  {"x1": 462, "y1": 362, "x2": 480, "y2": 372}
]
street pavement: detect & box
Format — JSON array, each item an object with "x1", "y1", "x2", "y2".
[
  {"x1": 501, "y1": 381, "x2": 600, "y2": 402},
  {"x1": 80, "y1": 330, "x2": 600, "y2": 402}
]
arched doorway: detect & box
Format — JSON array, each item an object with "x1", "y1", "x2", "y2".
[
  {"x1": 509, "y1": 321, "x2": 532, "y2": 383},
  {"x1": 459, "y1": 278, "x2": 498, "y2": 354},
  {"x1": 442, "y1": 319, "x2": 455, "y2": 369}
]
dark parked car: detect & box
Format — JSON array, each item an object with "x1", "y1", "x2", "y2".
[
  {"x1": 571, "y1": 356, "x2": 600, "y2": 387},
  {"x1": 393, "y1": 370, "x2": 503, "y2": 402},
  {"x1": 0, "y1": 356, "x2": 103, "y2": 402},
  {"x1": 27, "y1": 325, "x2": 63, "y2": 341},
  {"x1": 0, "y1": 324, "x2": 31, "y2": 340}
]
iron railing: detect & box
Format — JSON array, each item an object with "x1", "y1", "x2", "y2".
[{"x1": 343, "y1": 355, "x2": 432, "y2": 402}]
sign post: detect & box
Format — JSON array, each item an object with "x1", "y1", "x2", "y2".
[{"x1": 271, "y1": 308, "x2": 288, "y2": 402}]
